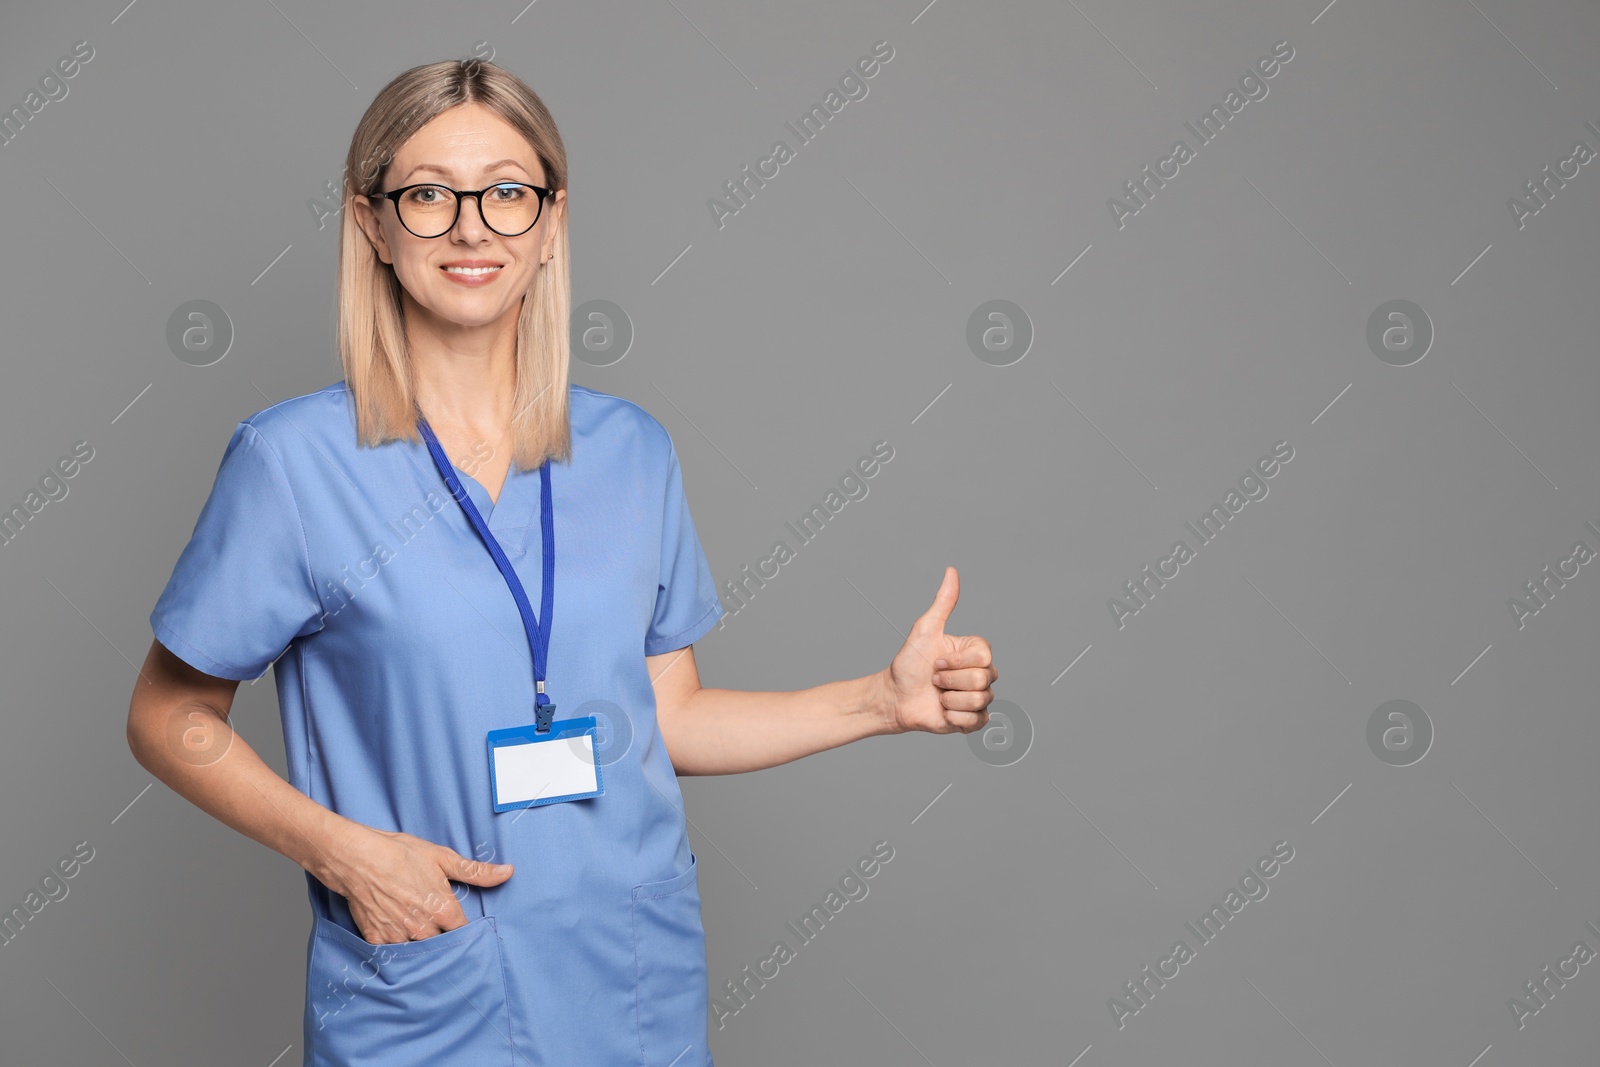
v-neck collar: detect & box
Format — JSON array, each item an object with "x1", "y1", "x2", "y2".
[
  {"x1": 451, "y1": 463, "x2": 498, "y2": 522},
  {"x1": 421, "y1": 445, "x2": 538, "y2": 535}
]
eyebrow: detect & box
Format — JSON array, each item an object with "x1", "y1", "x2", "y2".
[{"x1": 401, "y1": 159, "x2": 534, "y2": 183}]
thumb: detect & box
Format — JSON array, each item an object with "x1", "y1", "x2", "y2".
[
  {"x1": 910, "y1": 566, "x2": 959, "y2": 638},
  {"x1": 446, "y1": 849, "x2": 514, "y2": 887}
]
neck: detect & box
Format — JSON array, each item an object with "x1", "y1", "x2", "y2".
[{"x1": 407, "y1": 297, "x2": 520, "y2": 431}]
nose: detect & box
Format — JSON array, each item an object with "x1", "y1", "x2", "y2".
[{"x1": 451, "y1": 191, "x2": 495, "y2": 239}]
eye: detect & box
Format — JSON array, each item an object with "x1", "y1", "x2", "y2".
[
  {"x1": 490, "y1": 184, "x2": 527, "y2": 201},
  {"x1": 402, "y1": 186, "x2": 448, "y2": 204}
]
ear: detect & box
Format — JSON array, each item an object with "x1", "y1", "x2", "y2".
[
  {"x1": 542, "y1": 190, "x2": 566, "y2": 260},
  {"x1": 350, "y1": 193, "x2": 394, "y2": 266}
]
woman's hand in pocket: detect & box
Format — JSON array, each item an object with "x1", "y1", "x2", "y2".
[{"x1": 320, "y1": 825, "x2": 514, "y2": 945}]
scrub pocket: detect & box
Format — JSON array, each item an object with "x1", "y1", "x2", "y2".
[
  {"x1": 632, "y1": 852, "x2": 713, "y2": 1067},
  {"x1": 306, "y1": 913, "x2": 516, "y2": 1067}
]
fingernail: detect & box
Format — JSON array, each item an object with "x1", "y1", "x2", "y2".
[{"x1": 935, "y1": 658, "x2": 948, "y2": 668}]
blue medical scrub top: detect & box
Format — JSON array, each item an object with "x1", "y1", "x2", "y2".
[{"x1": 149, "y1": 381, "x2": 725, "y2": 1066}]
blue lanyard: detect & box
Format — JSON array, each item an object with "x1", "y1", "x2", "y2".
[{"x1": 417, "y1": 417, "x2": 558, "y2": 732}]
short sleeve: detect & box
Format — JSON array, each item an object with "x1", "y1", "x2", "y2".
[
  {"x1": 149, "y1": 422, "x2": 325, "y2": 680},
  {"x1": 643, "y1": 439, "x2": 723, "y2": 655}
]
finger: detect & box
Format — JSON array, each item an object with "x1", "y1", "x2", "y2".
[
  {"x1": 445, "y1": 848, "x2": 514, "y2": 886},
  {"x1": 942, "y1": 707, "x2": 987, "y2": 732},
  {"x1": 428, "y1": 903, "x2": 471, "y2": 938},
  {"x1": 941, "y1": 689, "x2": 993, "y2": 713},
  {"x1": 932, "y1": 666, "x2": 993, "y2": 691},
  {"x1": 933, "y1": 638, "x2": 991, "y2": 672},
  {"x1": 354, "y1": 914, "x2": 406, "y2": 945},
  {"x1": 406, "y1": 894, "x2": 468, "y2": 941},
  {"x1": 909, "y1": 566, "x2": 959, "y2": 639},
  {"x1": 460, "y1": 858, "x2": 515, "y2": 885}
]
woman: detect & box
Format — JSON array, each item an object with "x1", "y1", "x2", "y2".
[{"x1": 127, "y1": 59, "x2": 997, "y2": 1067}]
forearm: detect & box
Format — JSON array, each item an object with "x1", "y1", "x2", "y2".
[
  {"x1": 127, "y1": 705, "x2": 361, "y2": 893},
  {"x1": 659, "y1": 670, "x2": 903, "y2": 776}
]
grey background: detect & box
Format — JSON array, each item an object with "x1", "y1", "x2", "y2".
[{"x1": 1, "y1": 0, "x2": 1597, "y2": 1063}]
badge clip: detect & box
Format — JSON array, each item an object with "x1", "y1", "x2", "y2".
[{"x1": 534, "y1": 683, "x2": 554, "y2": 732}]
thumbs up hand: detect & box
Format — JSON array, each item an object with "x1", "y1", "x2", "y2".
[{"x1": 881, "y1": 567, "x2": 998, "y2": 735}]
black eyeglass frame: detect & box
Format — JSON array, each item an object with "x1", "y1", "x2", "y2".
[{"x1": 369, "y1": 181, "x2": 555, "y2": 238}]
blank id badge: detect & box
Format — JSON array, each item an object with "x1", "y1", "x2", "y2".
[{"x1": 487, "y1": 716, "x2": 604, "y2": 813}]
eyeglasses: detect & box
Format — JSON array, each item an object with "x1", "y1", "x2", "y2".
[{"x1": 371, "y1": 182, "x2": 554, "y2": 238}]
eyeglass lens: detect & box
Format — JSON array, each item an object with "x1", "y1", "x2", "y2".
[{"x1": 396, "y1": 184, "x2": 542, "y2": 237}]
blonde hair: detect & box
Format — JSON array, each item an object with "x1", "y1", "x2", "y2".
[{"x1": 336, "y1": 58, "x2": 571, "y2": 471}]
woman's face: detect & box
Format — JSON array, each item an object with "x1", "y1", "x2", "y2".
[{"x1": 354, "y1": 101, "x2": 565, "y2": 335}]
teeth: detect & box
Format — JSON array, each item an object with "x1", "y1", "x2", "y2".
[{"x1": 444, "y1": 266, "x2": 501, "y2": 275}]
